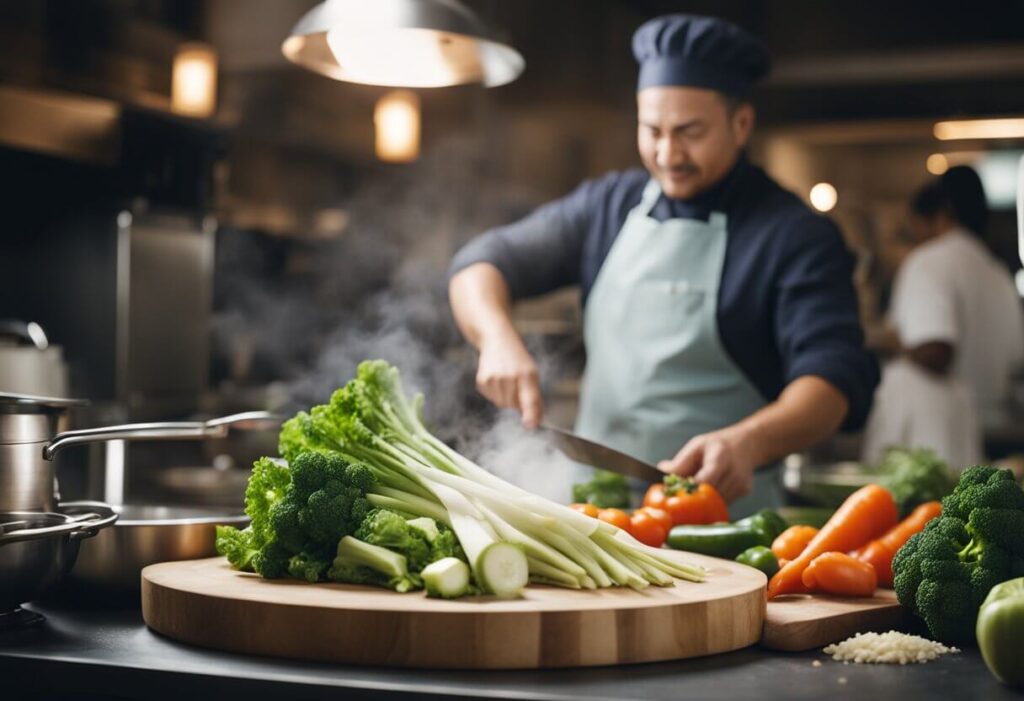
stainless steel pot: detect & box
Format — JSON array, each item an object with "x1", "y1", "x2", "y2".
[
  {"x1": 0, "y1": 389, "x2": 279, "y2": 512},
  {"x1": 0, "y1": 506, "x2": 118, "y2": 612},
  {"x1": 60, "y1": 502, "x2": 248, "y2": 592},
  {"x1": 0, "y1": 392, "x2": 86, "y2": 512}
]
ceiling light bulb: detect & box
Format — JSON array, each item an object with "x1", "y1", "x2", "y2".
[
  {"x1": 809, "y1": 183, "x2": 838, "y2": 212},
  {"x1": 927, "y1": 154, "x2": 949, "y2": 175}
]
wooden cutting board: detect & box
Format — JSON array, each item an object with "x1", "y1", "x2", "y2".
[
  {"x1": 141, "y1": 552, "x2": 766, "y2": 670},
  {"x1": 762, "y1": 590, "x2": 903, "y2": 651}
]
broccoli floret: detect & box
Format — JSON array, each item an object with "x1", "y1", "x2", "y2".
[
  {"x1": 287, "y1": 552, "x2": 331, "y2": 583},
  {"x1": 252, "y1": 540, "x2": 291, "y2": 579},
  {"x1": 217, "y1": 457, "x2": 292, "y2": 574},
  {"x1": 218, "y1": 450, "x2": 381, "y2": 581},
  {"x1": 243, "y1": 457, "x2": 291, "y2": 546},
  {"x1": 327, "y1": 536, "x2": 422, "y2": 593},
  {"x1": 572, "y1": 470, "x2": 631, "y2": 509},
  {"x1": 891, "y1": 465, "x2": 1024, "y2": 643},
  {"x1": 968, "y1": 507, "x2": 1024, "y2": 557},
  {"x1": 915, "y1": 578, "x2": 976, "y2": 643},
  {"x1": 354, "y1": 508, "x2": 433, "y2": 572},
  {"x1": 430, "y1": 525, "x2": 467, "y2": 563},
  {"x1": 288, "y1": 451, "x2": 375, "y2": 552},
  {"x1": 940, "y1": 466, "x2": 1024, "y2": 520},
  {"x1": 215, "y1": 525, "x2": 260, "y2": 572},
  {"x1": 268, "y1": 499, "x2": 307, "y2": 554}
]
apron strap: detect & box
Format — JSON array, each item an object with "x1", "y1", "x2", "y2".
[
  {"x1": 640, "y1": 179, "x2": 730, "y2": 229},
  {"x1": 639, "y1": 178, "x2": 663, "y2": 217}
]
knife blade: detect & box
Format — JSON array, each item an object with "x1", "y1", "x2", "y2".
[{"x1": 539, "y1": 424, "x2": 665, "y2": 482}]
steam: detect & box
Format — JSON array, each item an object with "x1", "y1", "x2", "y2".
[
  {"x1": 214, "y1": 134, "x2": 584, "y2": 501},
  {"x1": 471, "y1": 412, "x2": 589, "y2": 503}
]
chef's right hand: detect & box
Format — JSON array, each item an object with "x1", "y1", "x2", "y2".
[{"x1": 476, "y1": 328, "x2": 543, "y2": 429}]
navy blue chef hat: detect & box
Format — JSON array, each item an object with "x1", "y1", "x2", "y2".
[{"x1": 632, "y1": 14, "x2": 771, "y2": 96}]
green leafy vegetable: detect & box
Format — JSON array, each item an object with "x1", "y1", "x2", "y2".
[
  {"x1": 571, "y1": 470, "x2": 631, "y2": 509},
  {"x1": 871, "y1": 447, "x2": 956, "y2": 516}
]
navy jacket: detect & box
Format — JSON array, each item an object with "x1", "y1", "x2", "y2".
[{"x1": 449, "y1": 157, "x2": 879, "y2": 430}]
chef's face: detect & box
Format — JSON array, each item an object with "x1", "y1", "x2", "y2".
[{"x1": 637, "y1": 86, "x2": 754, "y2": 200}]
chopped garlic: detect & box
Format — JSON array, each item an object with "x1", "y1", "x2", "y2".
[{"x1": 823, "y1": 630, "x2": 959, "y2": 664}]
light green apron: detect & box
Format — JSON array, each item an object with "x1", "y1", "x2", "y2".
[{"x1": 574, "y1": 178, "x2": 781, "y2": 516}]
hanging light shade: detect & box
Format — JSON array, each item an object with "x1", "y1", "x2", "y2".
[{"x1": 281, "y1": 0, "x2": 524, "y2": 88}]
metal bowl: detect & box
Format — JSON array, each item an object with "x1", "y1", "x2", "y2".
[
  {"x1": 61, "y1": 502, "x2": 248, "y2": 592},
  {"x1": 781, "y1": 455, "x2": 873, "y2": 508},
  {"x1": 0, "y1": 508, "x2": 117, "y2": 611}
]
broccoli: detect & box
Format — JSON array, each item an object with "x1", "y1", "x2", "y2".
[
  {"x1": 216, "y1": 456, "x2": 292, "y2": 576},
  {"x1": 572, "y1": 470, "x2": 631, "y2": 509},
  {"x1": 327, "y1": 535, "x2": 423, "y2": 593},
  {"x1": 430, "y1": 526, "x2": 467, "y2": 563},
  {"x1": 216, "y1": 451, "x2": 377, "y2": 579},
  {"x1": 287, "y1": 552, "x2": 331, "y2": 583},
  {"x1": 215, "y1": 524, "x2": 260, "y2": 572},
  {"x1": 244, "y1": 456, "x2": 292, "y2": 546},
  {"x1": 355, "y1": 508, "x2": 434, "y2": 572},
  {"x1": 871, "y1": 447, "x2": 956, "y2": 516},
  {"x1": 892, "y1": 466, "x2": 1024, "y2": 643}
]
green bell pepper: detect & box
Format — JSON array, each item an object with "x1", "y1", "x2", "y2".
[
  {"x1": 977, "y1": 577, "x2": 1024, "y2": 687},
  {"x1": 666, "y1": 509, "x2": 788, "y2": 559},
  {"x1": 735, "y1": 545, "x2": 779, "y2": 577}
]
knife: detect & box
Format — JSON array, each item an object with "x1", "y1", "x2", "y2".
[{"x1": 538, "y1": 424, "x2": 665, "y2": 482}]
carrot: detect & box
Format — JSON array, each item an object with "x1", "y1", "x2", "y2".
[
  {"x1": 853, "y1": 501, "x2": 942, "y2": 587},
  {"x1": 801, "y1": 552, "x2": 877, "y2": 597},
  {"x1": 767, "y1": 484, "x2": 897, "y2": 599},
  {"x1": 771, "y1": 525, "x2": 819, "y2": 561}
]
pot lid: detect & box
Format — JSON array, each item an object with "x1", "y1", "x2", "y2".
[{"x1": 0, "y1": 391, "x2": 88, "y2": 412}]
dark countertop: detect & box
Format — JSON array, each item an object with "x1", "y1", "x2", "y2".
[{"x1": 2, "y1": 602, "x2": 1020, "y2": 701}]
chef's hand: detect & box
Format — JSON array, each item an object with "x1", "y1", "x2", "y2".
[
  {"x1": 475, "y1": 327, "x2": 543, "y2": 429},
  {"x1": 657, "y1": 427, "x2": 758, "y2": 503}
]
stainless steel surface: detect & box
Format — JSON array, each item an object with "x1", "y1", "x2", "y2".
[
  {"x1": 0, "y1": 397, "x2": 273, "y2": 511},
  {"x1": 538, "y1": 424, "x2": 665, "y2": 482},
  {"x1": 282, "y1": 0, "x2": 524, "y2": 88},
  {"x1": 0, "y1": 507, "x2": 117, "y2": 546},
  {"x1": 61, "y1": 502, "x2": 247, "y2": 592},
  {"x1": 151, "y1": 466, "x2": 250, "y2": 507},
  {"x1": 122, "y1": 215, "x2": 216, "y2": 418},
  {"x1": 781, "y1": 453, "x2": 871, "y2": 507},
  {"x1": 0, "y1": 507, "x2": 116, "y2": 611},
  {"x1": 0, "y1": 397, "x2": 84, "y2": 512},
  {"x1": 0, "y1": 392, "x2": 88, "y2": 411},
  {"x1": 43, "y1": 411, "x2": 283, "y2": 460}
]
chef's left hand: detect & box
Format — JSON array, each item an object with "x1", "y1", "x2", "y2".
[{"x1": 657, "y1": 427, "x2": 758, "y2": 503}]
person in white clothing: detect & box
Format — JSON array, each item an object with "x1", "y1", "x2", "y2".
[{"x1": 863, "y1": 166, "x2": 1024, "y2": 469}]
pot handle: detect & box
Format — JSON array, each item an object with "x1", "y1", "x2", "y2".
[
  {"x1": 0, "y1": 510, "x2": 118, "y2": 546},
  {"x1": 42, "y1": 411, "x2": 283, "y2": 460},
  {"x1": 68, "y1": 510, "x2": 119, "y2": 542}
]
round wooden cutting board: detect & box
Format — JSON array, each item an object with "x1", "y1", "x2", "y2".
[{"x1": 141, "y1": 552, "x2": 766, "y2": 669}]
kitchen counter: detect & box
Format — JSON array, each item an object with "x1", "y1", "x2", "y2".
[{"x1": 2, "y1": 602, "x2": 1018, "y2": 701}]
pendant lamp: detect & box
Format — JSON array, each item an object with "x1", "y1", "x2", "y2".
[{"x1": 281, "y1": 0, "x2": 524, "y2": 88}]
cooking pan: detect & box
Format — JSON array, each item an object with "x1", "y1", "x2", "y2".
[{"x1": 59, "y1": 501, "x2": 248, "y2": 592}]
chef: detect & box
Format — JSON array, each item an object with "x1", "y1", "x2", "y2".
[{"x1": 447, "y1": 14, "x2": 879, "y2": 513}]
